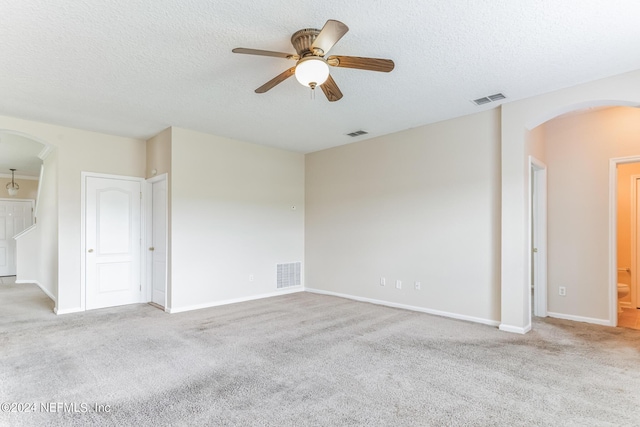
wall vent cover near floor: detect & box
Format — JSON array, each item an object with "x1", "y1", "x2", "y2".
[{"x1": 277, "y1": 262, "x2": 301, "y2": 288}]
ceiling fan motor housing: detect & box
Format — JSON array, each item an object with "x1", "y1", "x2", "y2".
[{"x1": 291, "y1": 28, "x2": 321, "y2": 56}]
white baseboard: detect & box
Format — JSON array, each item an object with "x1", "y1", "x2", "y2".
[
  {"x1": 547, "y1": 311, "x2": 613, "y2": 327},
  {"x1": 15, "y1": 279, "x2": 56, "y2": 302},
  {"x1": 168, "y1": 287, "x2": 304, "y2": 314},
  {"x1": 499, "y1": 323, "x2": 532, "y2": 334},
  {"x1": 304, "y1": 288, "x2": 500, "y2": 327},
  {"x1": 54, "y1": 307, "x2": 84, "y2": 315}
]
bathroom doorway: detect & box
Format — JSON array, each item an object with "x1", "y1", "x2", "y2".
[{"x1": 615, "y1": 159, "x2": 640, "y2": 329}]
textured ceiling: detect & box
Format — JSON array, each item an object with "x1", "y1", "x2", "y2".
[{"x1": 1, "y1": 1, "x2": 640, "y2": 154}]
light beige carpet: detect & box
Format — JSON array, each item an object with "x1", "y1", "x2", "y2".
[{"x1": 1, "y1": 281, "x2": 640, "y2": 426}]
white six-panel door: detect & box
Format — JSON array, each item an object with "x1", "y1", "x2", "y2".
[
  {"x1": 85, "y1": 176, "x2": 142, "y2": 310},
  {"x1": 0, "y1": 200, "x2": 34, "y2": 276}
]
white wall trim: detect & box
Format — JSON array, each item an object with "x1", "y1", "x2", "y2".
[
  {"x1": 609, "y1": 156, "x2": 640, "y2": 327},
  {"x1": 167, "y1": 287, "x2": 304, "y2": 314},
  {"x1": 15, "y1": 279, "x2": 55, "y2": 302},
  {"x1": 498, "y1": 323, "x2": 532, "y2": 334},
  {"x1": 0, "y1": 173, "x2": 39, "y2": 180},
  {"x1": 305, "y1": 288, "x2": 501, "y2": 328},
  {"x1": 12, "y1": 223, "x2": 36, "y2": 240},
  {"x1": 54, "y1": 307, "x2": 84, "y2": 315},
  {"x1": 631, "y1": 174, "x2": 640, "y2": 308},
  {"x1": 547, "y1": 311, "x2": 612, "y2": 327}
]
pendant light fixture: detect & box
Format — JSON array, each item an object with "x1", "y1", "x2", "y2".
[{"x1": 6, "y1": 168, "x2": 19, "y2": 196}]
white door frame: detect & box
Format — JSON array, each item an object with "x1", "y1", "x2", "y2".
[
  {"x1": 145, "y1": 173, "x2": 168, "y2": 310},
  {"x1": 609, "y1": 156, "x2": 640, "y2": 326},
  {"x1": 529, "y1": 156, "x2": 548, "y2": 321},
  {"x1": 81, "y1": 171, "x2": 147, "y2": 311},
  {"x1": 631, "y1": 174, "x2": 640, "y2": 308}
]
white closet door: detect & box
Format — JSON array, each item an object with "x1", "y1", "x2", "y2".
[{"x1": 85, "y1": 176, "x2": 142, "y2": 310}]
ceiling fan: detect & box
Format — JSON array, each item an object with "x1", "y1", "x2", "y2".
[{"x1": 232, "y1": 19, "x2": 394, "y2": 102}]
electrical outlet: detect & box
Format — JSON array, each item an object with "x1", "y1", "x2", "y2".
[
  {"x1": 249, "y1": 274, "x2": 254, "y2": 282},
  {"x1": 380, "y1": 277, "x2": 386, "y2": 286},
  {"x1": 396, "y1": 280, "x2": 402, "y2": 289},
  {"x1": 415, "y1": 281, "x2": 421, "y2": 290},
  {"x1": 559, "y1": 286, "x2": 566, "y2": 296}
]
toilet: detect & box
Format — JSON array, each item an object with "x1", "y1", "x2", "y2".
[{"x1": 618, "y1": 283, "x2": 630, "y2": 313}]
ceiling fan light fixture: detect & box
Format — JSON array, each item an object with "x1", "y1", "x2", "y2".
[{"x1": 294, "y1": 57, "x2": 329, "y2": 89}]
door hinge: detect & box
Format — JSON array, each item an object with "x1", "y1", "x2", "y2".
[
  {"x1": 140, "y1": 192, "x2": 142, "y2": 200},
  {"x1": 533, "y1": 248, "x2": 538, "y2": 253}
]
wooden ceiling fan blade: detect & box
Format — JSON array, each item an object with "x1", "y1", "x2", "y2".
[
  {"x1": 233, "y1": 48, "x2": 298, "y2": 60},
  {"x1": 311, "y1": 20, "x2": 349, "y2": 55},
  {"x1": 320, "y1": 75, "x2": 343, "y2": 102},
  {"x1": 255, "y1": 67, "x2": 296, "y2": 93},
  {"x1": 327, "y1": 55, "x2": 395, "y2": 72}
]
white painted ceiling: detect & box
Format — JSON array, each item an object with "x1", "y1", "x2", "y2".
[
  {"x1": 0, "y1": 134, "x2": 42, "y2": 176},
  {"x1": 1, "y1": 1, "x2": 640, "y2": 154}
]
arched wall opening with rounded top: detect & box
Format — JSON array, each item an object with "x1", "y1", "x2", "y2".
[
  {"x1": 499, "y1": 69, "x2": 640, "y2": 334},
  {"x1": 0, "y1": 129, "x2": 58, "y2": 309}
]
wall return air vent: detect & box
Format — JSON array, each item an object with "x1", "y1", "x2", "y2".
[
  {"x1": 277, "y1": 262, "x2": 301, "y2": 288},
  {"x1": 472, "y1": 93, "x2": 506, "y2": 106}
]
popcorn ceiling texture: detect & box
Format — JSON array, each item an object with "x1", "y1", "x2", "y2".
[
  {"x1": 0, "y1": 1, "x2": 639, "y2": 152},
  {"x1": 2, "y1": 281, "x2": 640, "y2": 426}
]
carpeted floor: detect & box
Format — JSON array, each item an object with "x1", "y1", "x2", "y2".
[{"x1": 2, "y1": 281, "x2": 640, "y2": 426}]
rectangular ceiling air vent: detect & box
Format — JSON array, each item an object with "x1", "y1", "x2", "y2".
[
  {"x1": 347, "y1": 130, "x2": 368, "y2": 137},
  {"x1": 472, "y1": 93, "x2": 506, "y2": 106}
]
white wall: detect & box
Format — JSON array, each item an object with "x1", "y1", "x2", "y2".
[
  {"x1": 541, "y1": 107, "x2": 640, "y2": 320},
  {"x1": 305, "y1": 109, "x2": 502, "y2": 324},
  {"x1": 170, "y1": 127, "x2": 304, "y2": 311},
  {"x1": 0, "y1": 115, "x2": 145, "y2": 313},
  {"x1": 16, "y1": 150, "x2": 58, "y2": 300}
]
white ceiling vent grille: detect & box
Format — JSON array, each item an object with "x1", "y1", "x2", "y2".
[
  {"x1": 347, "y1": 130, "x2": 368, "y2": 137},
  {"x1": 472, "y1": 93, "x2": 506, "y2": 106},
  {"x1": 277, "y1": 262, "x2": 301, "y2": 288}
]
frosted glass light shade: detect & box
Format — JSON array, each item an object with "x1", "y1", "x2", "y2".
[
  {"x1": 295, "y1": 57, "x2": 329, "y2": 88},
  {"x1": 7, "y1": 187, "x2": 18, "y2": 196}
]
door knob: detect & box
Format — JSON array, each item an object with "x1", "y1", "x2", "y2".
[
  {"x1": 88, "y1": 249, "x2": 94, "y2": 253},
  {"x1": 149, "y1": 247, "x2": 155, "y2": 251}
]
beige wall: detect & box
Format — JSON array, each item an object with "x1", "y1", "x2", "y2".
[
  {"x1": 0, "y1": 115, "x2": 146, "y2": 313},
  {"x1": 2, "y1": 177, "x2": 39, "y2": 200},
  {"x1": 146, "y1": 128, "x2": 171, "y2": 179},
  {"x1": 305, "y1": 109, "x2": 502, "y2": 324},
  {"x1": 541, "y1": 107, "x2": 640, "y2": 320},
  {"x1": 170, "y1": 127, "x2": 305, "y2": 310},
  {"x1": 617, "y1": 162, "x2": 640, "y2": 306}
]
